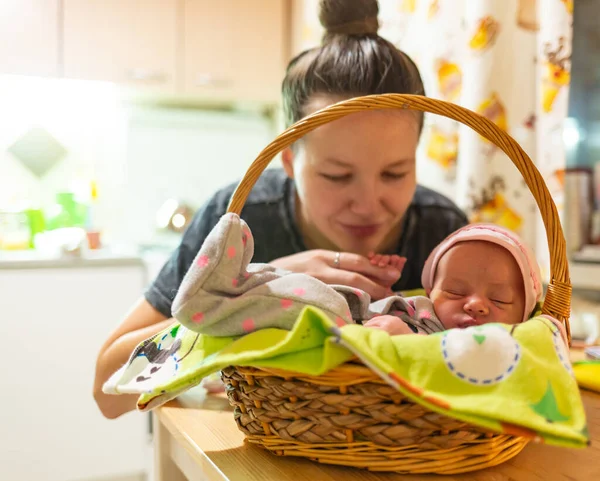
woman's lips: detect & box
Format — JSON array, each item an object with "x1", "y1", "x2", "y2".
[{"x1": 341, "y1": 224, "x2": 380, "y2": 238}]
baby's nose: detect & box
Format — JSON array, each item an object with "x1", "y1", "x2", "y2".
[{"x1": 464, "y1": 298, "x2": 489, "y2": 316}]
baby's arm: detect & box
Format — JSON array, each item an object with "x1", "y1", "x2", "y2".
[{"x1": 363, "y1": 315, "x2": 416, "y2": 335}]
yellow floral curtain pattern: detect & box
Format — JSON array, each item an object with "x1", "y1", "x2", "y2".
[{"x1": 296, "y1": 0, "x2": 573, "y2": 279}]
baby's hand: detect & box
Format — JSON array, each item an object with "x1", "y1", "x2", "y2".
[
  {"x1": 364, "y1": 252, "x2": 406, "y2": 289},
  {"x1": 363, "y1": 315, "x2": 415, "y2": 335},
  {"x1": 368, "y1": 252, "x2": 407, "y2": 272}
]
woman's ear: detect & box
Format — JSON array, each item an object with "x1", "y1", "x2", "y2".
[{"x1": 281, "y1": 147, "x2": 295, "y2": 178}]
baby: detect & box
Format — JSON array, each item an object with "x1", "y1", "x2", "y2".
[{"x1": 364, "y1": 224, "x2": 543, "y2": 335}]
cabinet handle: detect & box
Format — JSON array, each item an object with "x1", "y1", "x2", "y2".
[
  {"x1": 195, "y1": 73, "x2": 232, "y2": 88},
  {"x1": 126, "y1": 68, "x2": 168, "y2": 83}
]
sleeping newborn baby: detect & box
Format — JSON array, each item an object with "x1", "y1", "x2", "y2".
[{"x1": 364, "y1": 224, "x2": 544, "y2": 335}]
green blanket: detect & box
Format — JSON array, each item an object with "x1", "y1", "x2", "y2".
[{"x1": 104, "y1": 307, "x2": 589, "y2": 448}]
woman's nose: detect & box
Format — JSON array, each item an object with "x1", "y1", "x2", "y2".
[
  {"x1": 464, "y1": 297, "x2": 489, "y2": 316},
  {"x1": 349, "y1": 182, "x2": 380, "y2": 216}
]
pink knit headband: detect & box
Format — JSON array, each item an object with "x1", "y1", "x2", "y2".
[{"x1": 421, "y1": 224, "x2": 543, "y2": 323}]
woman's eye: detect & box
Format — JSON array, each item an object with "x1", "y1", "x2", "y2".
[
  {"x1": 321, "y1": 173, "x2": 351, "y2": 182},
  {"x1": 383, "y1": 172, "x2": 407, "y2": 180}
]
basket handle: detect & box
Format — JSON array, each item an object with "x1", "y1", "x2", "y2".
[{"x1": 226, "y1": 94, "x2": 572, "y2": 340}]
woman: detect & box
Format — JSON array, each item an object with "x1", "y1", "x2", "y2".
[{"x1": 94, "y1": 0, "x2": 468, "y2": 419}]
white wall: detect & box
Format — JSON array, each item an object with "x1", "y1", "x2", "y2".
[
  {"x1": 121, "y1": 106, "x2": 276, "y2": 246},
  {"x1": 0, "y1": 74, "x2": 277, "y2": 248},
  {"x1": 0, "y1": 74, "x2": 128, "y2": 218}
]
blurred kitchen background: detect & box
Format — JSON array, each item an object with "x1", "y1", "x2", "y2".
[{"x1": 0, "y1": 1, "x2": 598, "y2": 481}]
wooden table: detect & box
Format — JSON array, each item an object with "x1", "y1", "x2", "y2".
[{"x1": 153, "y1": 351, "x2": 600, "y2": 481}]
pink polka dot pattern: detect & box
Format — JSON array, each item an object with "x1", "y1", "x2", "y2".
[
  {"x1": 241, "y1": 234, "x2": 248, "y2": 246},
  {"x1": 420, "y1": 310, "x2": 432, "y2": 320},
  {"x1": 232, "y1": 278, "x2": 239, "y2": 287},
  {"x1": 280, "y1": 298, "x2": 293, "y2": 309},
  {"x1": 243, "y1": 272, "x2": 250, "y2": 279},
  {"x1": 335, "y1": 317, "x2": 346, "y2": 327},
  {"x1": 353, "y1": 289, "x2": 363, "y2": 297},
  {"x1": 197, "y1": 255, "x2": 209, "y2": 267},
  {"x1": 293, "y1": 287, "x2": 306, "y2": 296},
  {"x1": 242, "y1": 318, "x2": 255, "y2": 332},
  {"x1": 192, "y1": 312, "x2": 204, "y2": 324},
  {"x1": 227, "y1": 246, "x2": 236, "y2": 258}
]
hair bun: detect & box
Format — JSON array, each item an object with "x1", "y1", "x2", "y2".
[{"x1": 319, "y1": 0, "x2": 380, "y2": 37}]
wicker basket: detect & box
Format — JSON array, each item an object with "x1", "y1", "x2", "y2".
[{"x1": 221, "y1": 94, "x2": 573, "y2": 475}]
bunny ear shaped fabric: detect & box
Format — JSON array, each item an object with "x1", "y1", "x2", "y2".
[{"x1": 171, "y1": 213, "x2": 354, "y2": 337}]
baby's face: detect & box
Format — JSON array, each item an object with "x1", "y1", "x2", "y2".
[{"x1": 430, "y1": 241, "x2": 525, "y2": 329}]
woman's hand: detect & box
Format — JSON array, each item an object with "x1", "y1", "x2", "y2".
[
  {"x1": 270, "y1": 249, "x2": 403, "y2": 300},
  {"x1": 364, "y1": 315, "x2": 415, "y2": 335}
]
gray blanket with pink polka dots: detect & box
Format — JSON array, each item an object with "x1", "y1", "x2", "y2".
[{"x1": 171, "y1": 213, "x2": 445, "y2": 337}]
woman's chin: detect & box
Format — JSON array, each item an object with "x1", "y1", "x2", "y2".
[{"x1": 331, "y1": 232, "x2": 383, "y2": 257}]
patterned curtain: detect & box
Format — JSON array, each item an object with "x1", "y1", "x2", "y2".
[{"x1": 295, "y1": 0, "x2": 573, "y2": 281}]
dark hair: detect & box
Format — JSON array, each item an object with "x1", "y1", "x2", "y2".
[{"x1": 282, "y1": 0, "x2": 425, "y2": 130}]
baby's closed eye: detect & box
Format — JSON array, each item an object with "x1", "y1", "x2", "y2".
[
  {"x1": 444, "y1": 289, "x2": 465, "y2": 299},
  {"x1": 489, "y1": 290, "x2": 514, "y2": 305}
]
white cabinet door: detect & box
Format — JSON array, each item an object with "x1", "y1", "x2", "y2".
[
  {"x1": 0, "y1": 0, "x2": 60, "y2": 77},
  {"x1": 63, "y1": 0, "x2": 179, "y2": 92},
  {"x1": 0, "y1": 264, "x2": 149, "y2": 481}
]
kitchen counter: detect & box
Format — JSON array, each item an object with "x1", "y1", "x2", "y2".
[
  {"x1": 0, "y1": 249, "x2": 145, "y2": 269},
  {"x1": 153, "y1": 349, "x2": 600, "y2": 481}
]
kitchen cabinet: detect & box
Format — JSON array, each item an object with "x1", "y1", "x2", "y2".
[
  {"x1": 5, "y1": 0, "x2": 291, "y2": 103},
  {"x1": 0, "y1": 0, "x2": 60, "y2": 77},
  {"x1": 183, "y1": 0, "x2": 289, "y2": 103},
  {"x1": 0, "y1": 261, "x2": 150, "y2": 481},
  {"x1": 289, "y1": 0, "x2": 321, "y2": 57},
  {"x1": 63, "y1": 0, "x2": 179, "y2": 92}
]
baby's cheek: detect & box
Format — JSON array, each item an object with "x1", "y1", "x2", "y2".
[
  {"x1": 433, "y1": 298, "x2": 459, "y2": 328},
  {"x1": 499, "y1": 307, "x2": 522, "y2": 324}
]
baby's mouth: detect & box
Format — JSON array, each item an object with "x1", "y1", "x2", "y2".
[{"x1": 457, "y1": 316, "x2": 478, "y2": 328}]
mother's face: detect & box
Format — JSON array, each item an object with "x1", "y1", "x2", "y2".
[{"x1": 282, "y1": 97, "x2": 420, "y2": 256}]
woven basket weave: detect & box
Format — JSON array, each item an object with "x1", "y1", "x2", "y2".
[{"x1": 221, "y1": 94, "x2": 572, "y2": 475}]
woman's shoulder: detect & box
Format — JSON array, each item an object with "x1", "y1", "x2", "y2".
[
  {"x1": 177, "y1": 167, "x2": 294, "y2": 261},
  {"x1": 191, "y1": 168, "x2": 293, "y2": 238},
  {"x1": 196, "y1": 168, "x2": 298, "y2": 262},
  {"x1": 411, "y1": 184, "x2": 468, "y2": 223},
  {"x1": 209, "y1": 168, "x2": 290, "y2": 211}
]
